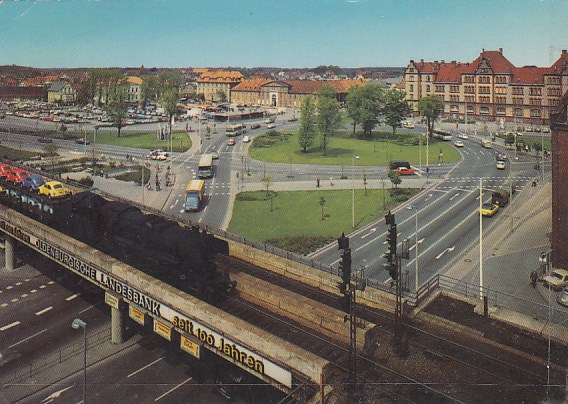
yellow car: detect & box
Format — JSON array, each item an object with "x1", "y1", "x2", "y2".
[
  {"x1": 479, "y1": 203, "x2": 499, "y2": 217},
  {"x1": 39, "y1": 181, "x2": 69, "y2": 199}
]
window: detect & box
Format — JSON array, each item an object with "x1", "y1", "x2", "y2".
[
  {"x1": 512, "y1": 97, "x2": 524, "y2": 105},
  {"x1": 550, "y1": 99, "x2": 560, "y2": 106},
  {"x1": 495, "y1": 76, "x2": 508, "y2": 84},
  {"x1": 426, "y1": 85, "x2": 431, "y2": 92},
  {"x1": 495, "y1": 86, "x2": 507, "y2": 95},
  {"x1": 495, "y1": 96, "x2": 506, "y2": 104},
  {"x1": 449, "y1": 95, "x2": 459, "y2": 102},
  {"x1": 435, "y1": 85, "x2": 445, "y2": 92},
  {"x1": 512, "y1": 87, "x2": 523, "y2": 95},
  {"x1": 478, "y1": 76, "x2": 491, "y2": 84},
  {"x1": 480, "y1": 106, "x2": 489, "y2": 115},
  {"x1": 530, "y1": 98, "x2": 542, "y2": 106},
  {"x1": 427, "y1": 76, "x2": 431, "y2": 82},
  {"x1": 464, "y1": 76, "x2": 474, "y2": 83},
  {"x1": 478, "y1": 96, "x2": 490, "y2": 103},
  {"x1": 514, "y1": 108, "x2": 523, "y2": 117},
  {"x1": 466, "y1": 105, "x2": 474, "y2": 113},
  {"x1": 547, "y1": 77, "x2": 561, "y2": 85},
  {"x1": 548, "y1": 88, "x2": 562, "y2": 96},
  {"x1": 408, "y1": 75, "x2": 414, "y2": 81},
  {"x1": 409, "y1": 84, "x2": 414, "y2": 92},
  {"x1": 478, "y1": 86, "x2": 491, "y2": 94},
  {"x1": 449, "y1": 85, "x2": 459, "y2": 93},
  {"x1": 530, "y1": 87, "x2": 542, "y2": 96},
  {"x1": 464, "y1": 85, "x2": 475, "y2": 94},
  {"x1": 465, "y1": 95, "x2": 475, "y2": 103},
  {"x1": 450, "y1": 105, "x2": 459, "y2": 112},
  {"x1": 530, "y1": 109, "x2": 541, "y2": 118},
  {"x1": 437, "y1": 94, "x2": 445, "y2": 101},
  {"x1": 496, "y1": 107, "x2": 506, "y2": 116}
]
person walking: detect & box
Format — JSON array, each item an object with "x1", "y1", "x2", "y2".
[{"x1": 530, "y1": 270, "x2": 538, "y2": 289}]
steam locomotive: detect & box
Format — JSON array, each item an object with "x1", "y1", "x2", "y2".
[{"x1": 0, "y1": 171, "x2": 236, "y2": 303}]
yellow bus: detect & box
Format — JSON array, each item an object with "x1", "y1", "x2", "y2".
[{"x1": 183, "y1": 180, "x2": 205, "y2": 212}]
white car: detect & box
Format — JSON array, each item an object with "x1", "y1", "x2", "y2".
[
  {"x1": 242, "y1": 135, "x2": 250, "y2": 143},
  {"x1": 458, "y1": 133, "x2": 469, "y2": 140},
  {"x1": 496, "y1": 160, "x2": 506, "y2": 169},
  {"x1": 267, "y1": 123, "x2": 276, "y2": 129},
  {"x1": 403, "y1": 122, "x2": 415, "y2": 129},
  {"x1": 453, "y1": 140, "x2": 464, "y2": 147}
]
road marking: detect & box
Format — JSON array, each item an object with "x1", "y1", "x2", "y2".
[
  {"x1": 0, "y1": 303, "x2": 7, "y2": 308},
  {"x1": 128, "y1": 357, "x2": 164, "y2": 378},
  {"x1": 424, "y1": 193, "x2": 433, "y2": 201},
  {"x1": 409, "y1": 238, "x2": 425, "y2": 251},
  {"x1": 11, "y1": 298, "x2": 18, "y2": 303},
  {"x1": 449, "y1": 193, "x2": 460, "y2": 201},
  {"x1": 154, "y1": 377, "x2": 193, "y2": 401},
  {"x1": 40, "y1": 385, "x2": 74, "y2": 403},
  {"x1": 475, "y1": 193, "x2": 485, "y2": 200},
  {"x1": 9, "y1": 328, "x2": 48, "y2": 348},
  {"x1": 436, "y1": 246, "x2": 456, "y2": 260},
  {"x1": 35, "y1": 306, "x2": 53, "y2": 316},
  {"x1": 384, "y1": 277, "x2": 393, "y2": 284},
  {"x1": 21, "y1": 293, "x2": 29, "y2": 298},
  {"x1": 179, "y1": 209, "x2": 185, "y2": 213},
  {"x1": 360, "y1": 228, "x2": 376, "y2": 239},
  {"x1": 47, "y1": 281, "x2": 54, "y2": 285},
  {"x1": 66, "y1": 293, "x2": 80, "y2": 301},
  {"x1": 1, "y1": 321, "x2": 21, "y2": 331}
]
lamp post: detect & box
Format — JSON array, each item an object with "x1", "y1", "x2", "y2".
[
  {"x1": 407, "y1": 204, "x2": 419, "y2": 292},
  {"x1": 352, "y1": 155, "x2": 359, "y2": 228},
  {"x1": 72, "y1": 318, "x2": 87, "y2": 404}
]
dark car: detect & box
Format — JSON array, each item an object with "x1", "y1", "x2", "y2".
[
  {"x1": 288, "y1": 117, "x2": 298, "y2": 122},
  {"x1": 21, "y1": 173, "x2": 45, "y2": 191},
  {"x1": 37, "y1": 137, "x2": 53, "y2": 143},
  {"x1": 75, "y1": 138, "x2": 91, "y2": 145},
  {"x1": 250, "y1": 123, "x2": 261, "y2": 129}
]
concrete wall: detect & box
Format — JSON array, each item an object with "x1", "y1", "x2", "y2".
[
  {"x1": 226, "y1": 239, "x2": 399, "y2": 313},
  {"x1": 0, "y1": 206, "x2": 330, "y2": 388}
]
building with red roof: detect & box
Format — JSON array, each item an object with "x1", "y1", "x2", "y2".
[
  {"x1": 230, "y1": 78, "x2": 366, "y2": 108},
  {"x1": 196, "y1": 70, "x2": 244, "y2": 102},
  {"x1": 404, "y1": 48, "x2": 568, "y2": 124}
]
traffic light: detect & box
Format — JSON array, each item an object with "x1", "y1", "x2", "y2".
[
  {"x1": 388, "y1": 263, "x2": 398, "y2": 281},
  {"x1": 338, "y1": 233, "x2": 350, "y2": 251},
  {"x1": 386, "y1": 224, "x2": 397, "y2": 259},
  {"x1": 338, "y1": 248, "x2": 352, "y2": 290}
]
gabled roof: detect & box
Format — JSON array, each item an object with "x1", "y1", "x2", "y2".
[
  {"x1": 232, "y1": 78, "x2": 271, "y2": 92},
  {"x1": 197, "y1": 70, "x2": 243, "y2": 83},
  {"x1": 126, "y1": 76, "x2": 143, "y2": 85},
  {"x1": 550, "y1": 50, "x2": 568, "y2": 74},
  {"x1": 511, "y1": 67, "x2": 548, "y2": 85},
  {"x1": 470, "y1": 50, "x2": 515, "y2": 73}
]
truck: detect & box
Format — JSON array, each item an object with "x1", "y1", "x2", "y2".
[
  {"x1": 491, "y1": 187, "x2": 515, "y2": 207},
  {"x1": 183, "y1": 180, "x2": 205, "y2": 212}
]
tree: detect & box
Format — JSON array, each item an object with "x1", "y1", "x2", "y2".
[
  {"x1": 316, "y1": 84, "x2": 341, "y2": 154},
  {"x1": 141, "y1": 75, "x2": 160, "y2": 108},
  {"x1": 159, "y1": 70, "x2": 184, "y2": 91},
  {"x1": 105, "y1": 84, "x2": 129, "y2": 138},
  {"x1": 161, "y1": 88, "x2": 180, "y2": 137},
  {"x1": 418, "y1": 95, "x2": 444, "y2": 137},
  {"x1": 261, "y1": 175, "x2": 273, "y2": 211},
  {"x1": 388, "y1": 169, "x2": 401, "y2": 190},
  {"x1": 319, "y1": 196, "x2": 326, "y2": 221},
  {"x1": 383, "y1": 89, "x2": 411, "y2": 137},
  {"x1": 298, "y1": 95, "x2": 317, "y2": 152},
  {"x1": 346, "y1": 84, "x2": 384, "y2": 137},
  {"x1": 215, "y1": 89, "x2": 227, "y2": 103}
]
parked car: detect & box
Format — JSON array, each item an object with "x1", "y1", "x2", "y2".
[
  {"x1": 75, "y1": 138, "x2": 91, "y2": 145},
  {"x1": 250, "y1": 123, "x2": 261, "y2": 129},
  {"x1": 287, "y1": 117, "x2": 298, "y2": 122},
  {"x1": 543, "y1": 269, "x2": 568, "y2": 291},
  {"x1": 21, "y1": 173, "x2": 45, "y2": 191},
  {"x1": 242, "y1": 135, "x2": 250, "y2": 143},
  {"x1": 458, "y1": 133, "x2": 469, "y2": 140},
  {"x1": 402, "y1": 121, "x2": 415, "y2": 129},
  {"x1": 0, "y1": 163, "x2": 12, "y2": 179},
  {"x1": 37, "y1": 136, "x2": 53, "y2": 143},
  {"x1": 5, "y1": 168, "x2": 28, "y2": 184},
  {"x1": 394, "y1": 167, "x2": 415, "y2": 176},
  {"x1": 557, "y1": 287, "x2": 568, "y2": 307},
  {"x1": 38, "y1": 180, "x2": 69, "y2": 199},
  {"x1": 267, "y1": 123, "x2": 276, "y2": 129}
]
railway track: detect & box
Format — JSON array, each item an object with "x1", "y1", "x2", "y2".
[{"x1": 216, "y1": 254, "x2": 565, "y2": 402}]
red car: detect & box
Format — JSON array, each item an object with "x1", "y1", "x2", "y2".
[
  {"x1": 227, "y1": 138, "x2": 236, "y2": 146},
  {"x1": 394, "y1": 167, "x2": 415, "y2": 176},
  {"x1": 0, "y1": 163, "x2": 13, "y2": 179},
  {"x1": 6, "y1": 168, "x2": 29, "y2": 183}
]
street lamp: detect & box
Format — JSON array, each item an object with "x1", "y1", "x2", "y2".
[
  {"x1": 72, "y1": 318, "x2": 87, "y2": 404},
  {"x1": 352, "y1": 155, "x2": 359, "y2": 228},
  {"x1": 407, "y1": 204, "x2": 419, "y2": 292}
]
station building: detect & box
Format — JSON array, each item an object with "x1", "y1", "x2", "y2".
[
  {"x1": 230, "y1": 78, "x2": 366, "y2": 108},
  {"x1": 196, "y1": 70, "x2": 244, "y2": 102},
  {"x1": 404, "y1": 48, "x2": 568, "y2": 125}
]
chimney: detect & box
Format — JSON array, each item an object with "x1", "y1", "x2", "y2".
[
  {"x1": 420, "y1": 59, "x2": 424, "y2": 63},
  {"x1": 499, "y1": 48, "x2": 503, "y2": 54},
  {"x1": 563, "y1": 50, "x2": 567, "y2": 55},
  {"x1": 482, "y1": 48, "x2": 485, "y2": 53},
  {"x1": 441, "y1": 60, "x2": 445, "y2": 63}
]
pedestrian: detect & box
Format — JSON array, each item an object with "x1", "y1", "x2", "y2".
[
  {"x1": 316, "y1": 177, "x2": 320, "y2": 188},
  {"x1": 530, "y1": 270, "x2": 538, "y2": 289}
]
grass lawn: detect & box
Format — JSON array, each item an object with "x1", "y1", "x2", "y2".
[
  {"x1": 228, "y1": 188, "x2": 419, "y2": 254},
  {"x1": 50, "y1": 128, "x2": 191, "y2": 152},
  {"x1": 0, "y1": 145, "x2": 46, "y2": 161},
  {"x1": 249, "y1": 130, "x2": 461, "y2": 166}
]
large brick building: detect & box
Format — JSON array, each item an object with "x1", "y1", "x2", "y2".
[
  {"x1": 404, "y1": 49, "x2": 568, "y2": 125},
  {"x1": 230, "y1": 78, "x2": 366, "y2": 108},
  {"x1": 551, "y1": 91, "x2": 568, "y2": 269},
  {"x1": 196, "y1": 70, "x2": 243, "y2": 102}
]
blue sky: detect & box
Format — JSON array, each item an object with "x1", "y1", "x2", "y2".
[{"x1": 0, "y1": 0, "x2": 566, "y2": 68}]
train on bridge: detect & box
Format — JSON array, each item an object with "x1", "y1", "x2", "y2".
[{"x1": 0, "y1": 163, "x2": 236, "y2": 303}]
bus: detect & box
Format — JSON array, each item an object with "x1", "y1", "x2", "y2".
[
  {"x1": 183, "y1": 180, "x2": 205, "y2": 212},
  {"x1": 197, "y1": 154, "x2": 213, "y2": 178},
  {"x1": 432, "y1": 130, "x2": 452, "y2": 141},
  {"x1": 225, "y1": 123, "x2": 246, "y2": 137}
]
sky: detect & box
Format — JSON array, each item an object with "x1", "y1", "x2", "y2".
[{"x1": 0, "y1": 0, "x2": 567, "y2": 69}]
